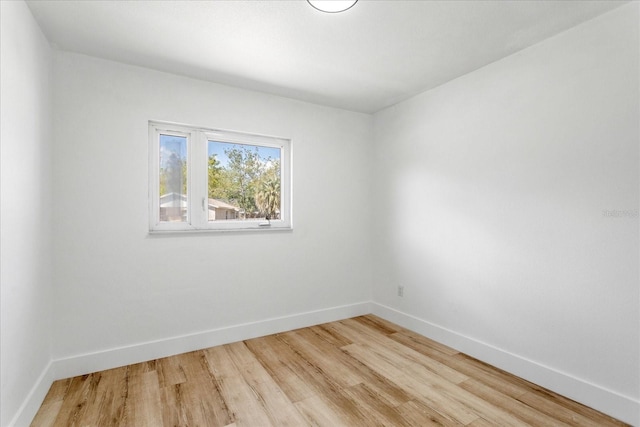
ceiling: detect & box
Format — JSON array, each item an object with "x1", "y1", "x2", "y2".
[{"x1": 26, "y1": 0, "x2": 626, "y2": 114}]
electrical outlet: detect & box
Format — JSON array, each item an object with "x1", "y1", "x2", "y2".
[{"x1": 397, "y1": 285, "x2": 404, "y2": 297}]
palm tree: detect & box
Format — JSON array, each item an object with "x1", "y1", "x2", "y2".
[{"x1": 255, "y1": 177, "x2": 280, "y2": 219}]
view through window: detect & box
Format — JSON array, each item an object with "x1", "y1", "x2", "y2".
[
  {"x1": 159, "y1": 134, "x2": 188, "y2": 222},
  {"x1": 207, "y1": 141, "x2": 281, "y2": 222},
  {"x1": 150, "y1": 122, "x2": 291, "y2": 232}
]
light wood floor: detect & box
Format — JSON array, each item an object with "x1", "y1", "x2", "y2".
[{"x1": 32, "y1": 315, "x2": 628, "y2": 426}]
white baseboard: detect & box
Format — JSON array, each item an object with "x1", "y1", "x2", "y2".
[
  {"x1": 10, "y1": 301, "x2": 371, "y2": 427},
  {"x1": 13, "y1": 301, "x2": 638, "y2": 427},
  {"x1": 53, "y1": 301, "x2": 372, "y2": 380},
  {"x1": 9, "y1": 360, "x2": 56, "y2": 427},
  {"x1": 372, "y1": 302, "x2": 640, "y2": 427}
]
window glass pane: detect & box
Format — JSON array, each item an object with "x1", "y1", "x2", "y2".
[
  {"x1": 207, "y1": 141, "x2": 281, "y2": 221},
  {"x1": 159, "y1": 134, "x2": 187, "y2": 222}
]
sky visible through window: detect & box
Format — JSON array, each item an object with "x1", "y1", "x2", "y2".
[
  {"x1": 159, "y1": 137, "x2": 281, "y2": 166},
  {"x1": 208, "y1": 140, "x2": 280, "y2": 167},
  {"x1": 159, "y1": 135, "x2": 187, "y2": 168}
]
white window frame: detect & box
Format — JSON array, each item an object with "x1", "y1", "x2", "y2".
[{"x1": 149, "y1": 121, "x2": 292, "y2": 233}]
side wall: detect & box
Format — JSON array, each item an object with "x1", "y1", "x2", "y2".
[
  {"x1": 372, "y1": 3, "x2": 639, "y2": 424},
  {"x1": 51, "y1": 52, "x2": 373, "y2": 369},
  {"x1": 0, "y1": 1, "x2": 54, "y2": 426}
]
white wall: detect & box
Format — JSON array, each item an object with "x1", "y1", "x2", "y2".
[
  {"x1": 372, "y1": 3, "x2": 639, "y2": 423},
  {"x1": 0, "y1": 1, "x2": 54, "y2": 426},
  {"x1": 51, "y1": 52, "x2": 373, "y2": 362}
]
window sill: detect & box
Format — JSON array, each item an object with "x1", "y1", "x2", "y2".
[{"x1": 147, "y1": 226, "x2": 293, "y2": 237}]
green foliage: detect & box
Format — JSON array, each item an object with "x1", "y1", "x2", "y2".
[
  {"x1": 255, "y1": 160, "x2": 281, "y2": 219},
  {"x1": 159, "y1": 145, "x2": 281, "y2": 218},
  {"x1": 207, "y1": 155, "x2": 225, "y2": 199},
  {"x1": 208, "y1": 145, "x2": 281, "y2": 218},
  {"x1": 222, "y1": 146, "x2": 262, "y2": 214}
]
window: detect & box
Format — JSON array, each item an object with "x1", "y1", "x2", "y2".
[{"x1": 149, "y1": 122, "x2": 291, "y2": 232}]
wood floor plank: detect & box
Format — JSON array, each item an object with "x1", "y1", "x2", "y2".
[
  {"x1": 332, "y1": 319, "x2": 469, "y2": 385},
  {"x1": 205, "y1": 342, "x2": 303, "y2": 426},
  {"x1": 124, "y1": 370, "x2": 163, "y2": 427},
  {"x1": 342, "y1": 342, "x2": 481, "y2": 425},
  {"x1": 341, "y1": 382, "x2": 413, "y2": 427},
  {"x1": 29, "y1": 399, "x2": 64, "y2": 427},
  {"x1": 178, "y1": 350, "x2": 234, "y2": 426},
  {"x1": 294, "y1": 394, "x2": 357, "y2": 426},
  {"x1": 267, "y1": 328, "x2": 415, "y2": 416},
  {"x1": 49, "y1": 373, "x2": 100, "y2": 426},
  {"x1": 452, "y1": 353, "x2": 540, "y2": 398},
  {"x1": 32, "y1": 315, "x2": 630, "y2": 427},
  {"x1": 309, "y1": 324, "x2": 353, "y2": 348},
  {"x1": 517, "y1": 390, "x2": 627, "y2": 427},
  {"x1": 244, "y1": 334, "x2": 323, "y2": 402},
  {"x1": 390, "y1": 330, "x2": 533, "y2": 399},
  {"x1": 395, "y1": 400, "x2": 465, "y2": 427},
  {"x1": 389, "y1": 328, "x2": 459, "y2": 356},
  {"x1": 128, "y1": 359, "x2": 157, "y2": 376},
  {"x1": 215, "y1": 342, "x2": 308, "y2": 426},
  {"x1": 77, "y1": 366, "x2": 128, "y2": 427},
  {"x1": 467, "y1": 417, "x2": 501, "y2": 427},
  {"x1": 278, "y1": 328, "x2": 367, "y2": 387},
  {"x1": 293, "y1": 326, "x2": 414, "y2": 407},
  {"x1": 294, "y1": 388, "x2": 384, "y2": 427},
  {"x1": 156, "y1": 354, "x2": 187, "y2": 388},
  {"x1": 215, "y1": 373, "x2": 276, "y2": 426},
  {"x1": 525, "y1": 387, "x2": 629, "y2": 426},
  {"x1": 160, "y1": 383, "x2": 193, "y2": 427},
  {"x1": 459, "y1": 378, "x2": 573, "y2": 427},
  {"x1": 351, "y1": 314, "x2": 402, "y2": 335},
  {"x1": 252, "y1": 333, "x2": 396, "y2": 426},
  {"x1": 273, "y1": 331, "x2": 351, "y2": 399}
]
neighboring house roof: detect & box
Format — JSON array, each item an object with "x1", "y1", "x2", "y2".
[
  {"x1": 160, "y1": 193, "x2": 240, "y2": 212},
  {"x1": 208, "y1": 198, "x2": 240, "y2": 212},
  {"x1": 159, "y1": 192, "x2": 187, "y2": 207}
]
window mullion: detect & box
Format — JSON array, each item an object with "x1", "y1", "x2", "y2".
[{"x1": 188, "y1": 130, "x2": 204, "y2": 229}]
